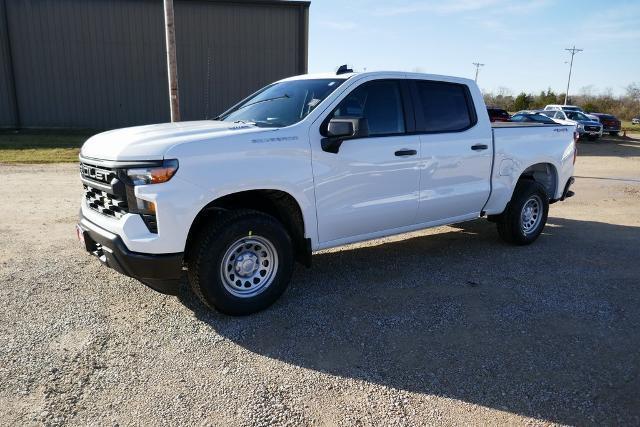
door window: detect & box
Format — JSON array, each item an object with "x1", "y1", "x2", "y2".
[
  {"x1": 414, "y1": 81, "x2": 475, "y2": 132},
  {"x1": 331, "y1": 80, "x2": 405, "y2": 136}
]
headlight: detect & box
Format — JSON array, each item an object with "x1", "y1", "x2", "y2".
[
  {"x1": 577, "y1": 124, "x2": 584, "y2": 130},
  {"x1": 126, "y1": 159, "x2": 179, "y2": 185}
]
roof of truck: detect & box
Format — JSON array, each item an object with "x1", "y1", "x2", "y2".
[
  {"x1": 279, "y1": 71, "x2": 476, "y2": 86},
  {"x1": 279, "y1": 72, "x2": 356, "y2": 81}
]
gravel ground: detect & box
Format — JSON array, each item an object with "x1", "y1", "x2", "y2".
[{"x1": 1, "y1": 136, "x2": 639, "y2": 426}]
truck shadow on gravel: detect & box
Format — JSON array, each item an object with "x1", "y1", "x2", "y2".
[{"x1": 179, "y1": 217, "x2": 640, "y2": 425}]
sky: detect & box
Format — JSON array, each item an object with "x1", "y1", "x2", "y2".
[{"x1": 307, "y1": 0, "x2": 640, "y2": 96}]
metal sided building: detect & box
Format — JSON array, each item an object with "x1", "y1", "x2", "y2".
[{"x1": 0, "y1": 0, "x2": 310, "y2": 129}]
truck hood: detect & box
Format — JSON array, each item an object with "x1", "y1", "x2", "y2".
[{"x1": 80, "y1": 120, "x2": 264, "y2": 161}]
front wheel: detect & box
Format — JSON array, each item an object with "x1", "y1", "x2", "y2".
[
  {"x1": 496, "y1": 181, "x2": 549, "y2": 245},
  {"x1": 609, "y1": 131, "x2": 619, "y2": 137},
  {"x1": 187, "y1": 210, "x2": 294, "y2": 315}
]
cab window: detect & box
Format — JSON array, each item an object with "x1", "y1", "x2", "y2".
[
  {"x1": 413, "y1": 80, "x2": 476, "y2": 132},
  {"x1": 331, "y1": 80, "x2": 405, "y2": 136}
]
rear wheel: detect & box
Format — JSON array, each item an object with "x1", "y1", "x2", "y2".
[
  {"x1": 187, "y1": 210, "x2": 294, "y2": 315},
  {"x1": 496, "y1": 180, "x2": 549, "y2": 245}
]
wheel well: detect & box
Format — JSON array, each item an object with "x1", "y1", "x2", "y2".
[
  {"x1": 518, "y1": 163, "x2": 557, "y2": 198},
  {"x1": 184, "y1": 190, "x2": 310, "y2": 266}
]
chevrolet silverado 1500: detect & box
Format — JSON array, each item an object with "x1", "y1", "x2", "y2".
[{"x1": 77, "y1": 69, "x2": 577, "y2": 315}]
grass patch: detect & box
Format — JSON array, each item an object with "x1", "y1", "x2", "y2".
[
  {"x1": 0, "y1": 130, "x2": 95, "y2": 163},
  {"x1": 622, "y1": 120, "x2": 640, "y2": 132}
]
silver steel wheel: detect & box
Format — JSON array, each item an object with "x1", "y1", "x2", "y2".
[
  {"x1": 220, "y1": 235, "x2": 279, "y2": 298},
  {"x1": 520, "y1": 195, "x2": 543, "y2": 235}
]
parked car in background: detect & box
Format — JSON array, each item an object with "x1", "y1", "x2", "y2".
[
  {"x1": 632, "y1": 117, "x2": 640, "y2": 125},
  {"x1": 487, "y1": 107, "x2": 511, "y2": 122},
  {"x1": 589, "y1": 113, "x2": 621, "y2": 136},
  {"x1": 544, "y1": 104, "x2": 584, "y2": 112},
  {"x1": 540, "y1": 110, "x2": 603, "y2": 140},
  {"x1": 543, "y1": 105, "x2": 601, "y2": 121},
  {"x1": 510, "y1": 113, "x2": 558, "y2": 124}
]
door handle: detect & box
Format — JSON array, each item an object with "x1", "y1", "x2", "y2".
[
  {"x1": 471, "y1": 144, "x2": 488, "y2": 151},
  {"x1": 395, "y1": 149, "x2": 417, "y2": 157}
]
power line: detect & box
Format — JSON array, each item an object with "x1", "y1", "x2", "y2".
[
  {"x1": 564, "y1": 46, "x2": 583, "y2": 105},
  {"x1": 472, "y1": 62, "x2": 484, "y2": 83}
]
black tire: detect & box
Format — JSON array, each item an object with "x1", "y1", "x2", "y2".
[
  {"x1": 609, "y1": 131, "x2": 619, "y2": 137},
  {"x1": 187, "y1": 209, "x2": 294, "y2": 316},
  {"x1": 496, "y1": 180, "x2": 549, "y2": 245}
]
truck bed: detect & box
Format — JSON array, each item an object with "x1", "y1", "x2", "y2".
[{"x1": 482, "y1": 123, "x2": 576, "y2": 216}]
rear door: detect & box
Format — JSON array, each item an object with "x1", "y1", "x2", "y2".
[
  {"x1": 411, "y1": 79, "x2": 493, "y2": 222},
  {"x1": 311, "y1": 78, "x2": 421, "y2": 244}
]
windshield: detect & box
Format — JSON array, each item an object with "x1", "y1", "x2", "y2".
[
  {"x1": 530, "y1": 114, "x2": 554, "y2": 123},
  {"x1": 219, "y1": 79, "x2": 345, "y2": 128},
  {"x1": 566, "y1": 111, "x2": 590, "y2": 121},
  {"x1": 512, "y1": 114, "x2": 554, "y2": 123}
]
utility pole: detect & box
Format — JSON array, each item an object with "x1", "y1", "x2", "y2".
[
  {"x1": 472, "y1": 62, "x2": 484, "y2": 83},
  {"x1": 564, "y1": 46, "x2": 583, "y2": 105},
  {"x1": 163, "y1": 0, "x2": 180, "y2": 122}
]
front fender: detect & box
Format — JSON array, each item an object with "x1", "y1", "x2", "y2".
[{"x1": 165, "y1": 133, "x2": 318, "y2": 250}]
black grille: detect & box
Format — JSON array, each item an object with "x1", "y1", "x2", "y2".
[
  {"x1": 585, "y1": 125, "x2": 600, "y2": 132},
  {"x1": 84, "y1": 184, "x2": 129, "y2": 218},
  {"x1": 80, "y1": 162, "x2": 129, "y2": 219},
  {"x1": 80, "y1": 159, "x2": 157, "y2": 233}
]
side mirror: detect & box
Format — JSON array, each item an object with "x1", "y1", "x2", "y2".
[
  {"x1": 321, "y1": 117, "x2": 369, "y2": 153},
  {"x1": 327, "y1": 120, "x2": 354, "y2": 138}
]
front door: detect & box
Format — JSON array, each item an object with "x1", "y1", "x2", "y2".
[{"x1": 311, "y1": 79, "x2": 421, "y2": 244}]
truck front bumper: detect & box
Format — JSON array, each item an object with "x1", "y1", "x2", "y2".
[
  {"x1": 577, "y1": 129, "x2": 602, "y2": 138},
  {"x1": 77, "y1": 212, "x2": 183, "y2": 295}
]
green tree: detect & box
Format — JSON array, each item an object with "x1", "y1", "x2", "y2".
[
  {"x1": 513, "y1": 92, "x2": 532, "y2": 111},
  {"x1": 541, "y1": 88, "x2": 558, "y2": 106}
]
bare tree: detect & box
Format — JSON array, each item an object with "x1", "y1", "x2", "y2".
[
  {"x1": 579, "y1": 85, "x2": 595, "y2": 97},
  {"x1": 626, "y1": 83, "x2": 640, "y2": 101}
]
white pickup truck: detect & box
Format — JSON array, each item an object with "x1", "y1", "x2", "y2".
[{"x1": 77, "y1": 69, "x2": 577, "y2": 315}]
